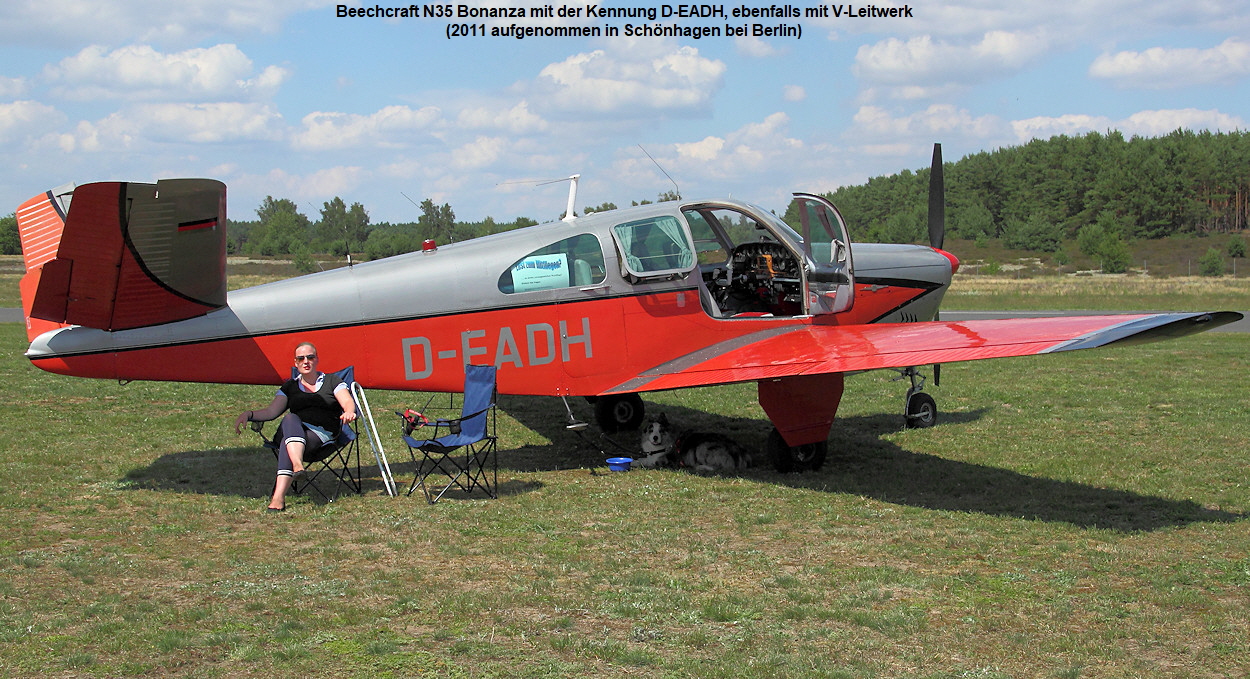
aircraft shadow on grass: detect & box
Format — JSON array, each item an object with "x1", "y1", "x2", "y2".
[
  {"x1": 121, "y1": 395, "x2": 1243, "y2": 531},
  {"x1": 500, "y1": 395, "x2": 1244, "y2": 534}
]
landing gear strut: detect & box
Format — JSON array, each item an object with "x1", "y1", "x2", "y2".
[{"x1": 896, "y1": 367, "x2": 937, "y2": 429}]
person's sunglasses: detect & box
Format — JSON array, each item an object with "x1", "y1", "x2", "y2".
[{"x1": 295, "y1": 354, "x2": 317, "y2": 362}]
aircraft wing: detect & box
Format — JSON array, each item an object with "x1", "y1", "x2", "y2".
[{"x1": 607, "y1": 312, "x2": 1242, "y2": 393}]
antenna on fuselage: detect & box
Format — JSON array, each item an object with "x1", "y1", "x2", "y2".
[
  {"x1": 639, "y1": 144, "x2": 680, "y2": 200},
  {"x1": 530, "y1": 175, "x2": 581, "y2": 222},
  {"x1": 561, "y1": 174, "x2": 580, "y2": 222},
  {"x1": 498, "y1": 175, "x2": 582, "y2": 222}
]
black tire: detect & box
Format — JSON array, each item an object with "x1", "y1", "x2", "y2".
[
  {"x1": 905, "y1": 391, "x2": 937, "y2": 429},
  {"x1": 767, "y1": 428, "x2": 828, "y2": 473},
  {"x1": 594, "y1": 393, "x2": 645, "y2": 433}
]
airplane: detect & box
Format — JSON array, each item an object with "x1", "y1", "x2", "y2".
[{"x1": 14, "y1": 145, "x2": 1242, "y2": 473}]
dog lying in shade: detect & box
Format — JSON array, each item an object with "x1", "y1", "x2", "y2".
[{"x1": 635, "y1": 413, "x2": 753, "y2": 473}]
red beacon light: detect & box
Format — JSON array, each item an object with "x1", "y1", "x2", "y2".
[{"x1": 422, "y1": 239, "x2": 437, "y2": 253}]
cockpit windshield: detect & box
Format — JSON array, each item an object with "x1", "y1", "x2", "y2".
[{"x1": 745, "y1": 203, "x2": 803, "y2": 245}]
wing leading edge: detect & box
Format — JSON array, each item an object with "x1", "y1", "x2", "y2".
[{"x1": 606, "y1": 312, "x2": 1242, "y2": 394}]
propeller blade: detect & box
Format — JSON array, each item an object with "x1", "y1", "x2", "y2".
[
  {"x1": 929, "y1": 143, "x2": 946, "y2": 387},
  {"x1": 927, "y1": 143, "x2": 944, "y2": 251}
]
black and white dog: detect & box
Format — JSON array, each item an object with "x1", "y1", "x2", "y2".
[{"x1": 636, "y1": 413, "x2": 753, "y2": 472}]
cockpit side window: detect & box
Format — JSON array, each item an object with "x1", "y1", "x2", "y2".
[
  {"x1": 682, "y1": 210, "x2": 730, "y2": 266},
  {"x1": 612, "y1": 215, "x2": 696, "y2": 279},
  {"x1": 497, "y1": 233, "x2": 605, "y2": 294}
]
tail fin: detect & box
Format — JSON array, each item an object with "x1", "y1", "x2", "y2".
[
  {"x1": 17, "y1": 184, "x2": 75, "y2": 342},
  {"x1": 17, "y1": 179, "x2": 228, "y2": 340}
]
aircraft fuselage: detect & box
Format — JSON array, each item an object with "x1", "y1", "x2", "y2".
[{"x1": 25, "y1": 196, "x2": 956, "y2": 399}]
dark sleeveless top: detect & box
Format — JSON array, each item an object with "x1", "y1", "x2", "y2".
[{"x1": 280, "y1": 373, "x2": 345, "y2": 434}]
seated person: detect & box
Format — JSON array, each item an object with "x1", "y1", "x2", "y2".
[{"x1": 234, "y1": 342, "x2": 356, "y2": 512}]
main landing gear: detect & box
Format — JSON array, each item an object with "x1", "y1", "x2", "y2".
[
  {"x1": 767, "y1": 428, "x2": 828, "y2": 473},
  {"x1": 895, "y1": 366, "x2": 937, "y2": 429},
  {"x1": 588, "y1": 393, "x2": 645, "y2": 433}
]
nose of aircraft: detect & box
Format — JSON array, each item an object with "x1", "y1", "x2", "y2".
[{"x1": 934, "y1": 247, "x2": 960, "y2": 275}]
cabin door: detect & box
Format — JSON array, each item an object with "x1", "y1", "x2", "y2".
[{"x1": 792, "y1": 193, "x2": 854, "y2": 315}]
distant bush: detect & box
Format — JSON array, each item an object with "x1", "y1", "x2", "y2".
[
  {"x1": 1077, "y1": 214, "x2": 1132, "y2": 273},
  {"x1": 0, "y1": 214, "x2": 18, "y2": 255},
  {"x1": 1229, "y1": 237, "x2": 1246, "y2": 259},
  {"x1": 1002, "y1": 215, "x2": 1061, "y2": 252},
  {"x1": 1199, "y1": 247, "x2": 1225, "y2": 277},
  {"x1": 292, "y1": 247, "x2": 317, "y2": 274}
]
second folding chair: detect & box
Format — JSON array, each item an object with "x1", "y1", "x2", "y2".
[{"x1": 400, "y1": 364, "x2": 498, "y2": 503}]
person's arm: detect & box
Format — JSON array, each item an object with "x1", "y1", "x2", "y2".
[
  {"x1": 334, "y1": 383, "x2": 357, "y2": 425},
  {"x1": 234, "y1": 392, "x2": 289, "y2": 434}
]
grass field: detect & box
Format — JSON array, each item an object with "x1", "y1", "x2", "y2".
[{"x1": 2, "y1": 318, "x2": 1248, "y2": 677}]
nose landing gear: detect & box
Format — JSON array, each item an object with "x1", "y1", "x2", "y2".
[{"x1": 895, "y1": 367, "x2": 938, "y2": 429}]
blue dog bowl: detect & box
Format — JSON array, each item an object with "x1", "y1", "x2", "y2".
[{"x1": 606, "y1": 457, "x2": 633, "y2": 472}]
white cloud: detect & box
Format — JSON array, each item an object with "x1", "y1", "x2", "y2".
[
  {"x1": 854, "y1": 30, "x2": 1050, "y2": 99},
  {"x1": 664, "y1": 113, "x2": 802, "y2": 177},
  {"x1": 1011, "y1": 114, "x2": 1113, "y2": 141},
  {"x1": 1089, "y1": 38, "x2": 1250, "y2": 89},
  {"x1": 0, "y1": 0, "x2": 324, "y2": 48},
  {"x1": 457, "y1": 101, "x2": 548, "y2": 134},
  {"x1": 783, "y1": 85, "x2": 806, "y2": 102},
  {"x1": 1119, "y1": 109, "x2": 1246, "y2": 136},
  {"x1": 851, "y1": 104, "x2": 1004, "y2": 141},
  {"x1": 532, "y1": 42, "x2": 726, "y2": 116},
  {"x1": 673, "y1": 136, "x2": 725, "y2": 162},
  {"x1": 452, "y1": 136, "x2": 508, "y2": 170},
  {"x1": 1011, "y1": 109, "x2": 1244, "y2": 142},
  {"x1": 136, "y1": 102, "x2": 285, "y2": 142},
  {"x1": 0, "y1": 100, "x2": 66, "y2": 145},
  {"x1": 232, "y1": 166, "x2": 366, "y2": 205},
  {"x1": 46, "y1": 44, "x2": 289, "y2": 101},
  {"x1": 735, "y1": 36, "x2": 782, "y2": 58},
  {"x1": 56, "y1": 103, "x2": 283, "y2": 151},
  {"x1": 0, "y1": 76, "x2": 27, "y2": 98},
  {"x1": 292, "y1": 105, "x2": 443, "y2": 151}
]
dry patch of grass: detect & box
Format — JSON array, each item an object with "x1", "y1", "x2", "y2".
[{"x1": 945, "y1": 274, "x2": 1250, "y2": 311}]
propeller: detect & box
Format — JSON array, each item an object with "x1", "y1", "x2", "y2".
[
  {"x1": 928, "y1": 143, "x2": 945, "y2": 386},
  {"x1": 927, "y1": 142, "x2": 944, "y2": 251}
]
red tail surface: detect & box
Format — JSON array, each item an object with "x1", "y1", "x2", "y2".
[{"x1": 17, "y1": 179, "x2": 228, "y2": 340}]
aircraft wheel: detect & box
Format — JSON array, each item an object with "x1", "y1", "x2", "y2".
[
  {"x1": 594, "y1": 393, "x2": 645, "y2": 433},
  {"x1": 767, "y1": 428, "x2": 828, "y2": 473},
  {"x1": 905, "y1": 392, "x2": 937, "y2": 429}
]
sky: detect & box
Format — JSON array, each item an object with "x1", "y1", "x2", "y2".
[{"x1": 1, "y1": 1, "x2": 1247, "y2": 226}]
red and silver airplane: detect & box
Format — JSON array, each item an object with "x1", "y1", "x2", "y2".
[{"x1": 15, "y1": 146, "x2": 1241, "y2": 472}]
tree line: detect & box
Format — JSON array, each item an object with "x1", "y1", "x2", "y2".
[
  {"x1": 813, "y1": 128, "x2": 1249, "y2": 250},
  {"x1": 225, "y1": 190, "x2": 682, "y2": 267}
]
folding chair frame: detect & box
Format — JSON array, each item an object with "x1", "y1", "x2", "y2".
[
  {"x1": 402, "y1": 365, "x2": 499, "y2": 504},
  {"x1": 252, "y1": 366, "x2": 364, "y2": 503}
]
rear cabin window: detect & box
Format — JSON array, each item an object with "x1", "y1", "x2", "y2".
[
  {"x1": 497, "y1": 233, "x2": 606, "y2": 294},
  {"x1": 613, "y1": 215, "x2": 696, "y2": 278}
]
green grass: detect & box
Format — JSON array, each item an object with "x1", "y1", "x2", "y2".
[{"x1": 2, "y1": 320, "x2": 1248, "y2": 677}]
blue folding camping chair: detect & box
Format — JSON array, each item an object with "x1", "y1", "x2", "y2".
[
  {"x1": 252, "y1": 366, "x2": 362, "y2": 502},
  {"x1": 400, "y1": 364, "x2": 498, "y2": 503}
]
